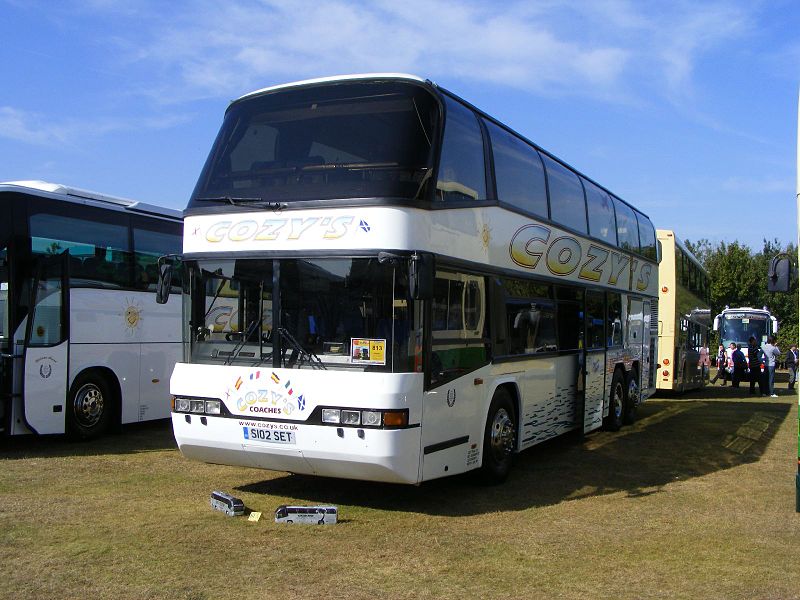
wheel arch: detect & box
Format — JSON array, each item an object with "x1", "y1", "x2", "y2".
[
  {"x1": 69, "y1": 366, "x2": 122, "y2": 427},
  {"x1": 603, "y1": 365, "x2": 627, "y2": 431},
  {"x1": 608, "y1": 362, "x2": 627, "y2": 408},
  {"x1": 491, "y1": 381, "x2": 521, "y2": 448}
]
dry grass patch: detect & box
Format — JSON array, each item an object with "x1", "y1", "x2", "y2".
[{"x1": 1, "y1": 384, "x2": 799, "y2": 599}]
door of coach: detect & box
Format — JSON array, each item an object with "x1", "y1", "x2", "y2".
[
  {"x1": 582, "y1": 290, "x2": 606, "y2": 433},
  {"x1": 0, "y1": 212, "x2": 12, "y2": 433},
  {"x1": 23, "y1": 253, "x2": 69, "y2": 434}
]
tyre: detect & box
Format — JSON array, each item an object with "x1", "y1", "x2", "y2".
[
  {"x1": 477, "y1": 388, "x2": 516, "y2": 485},
  {"x1": 623, "y1": 368, "x2": 639, "y2": 425},
  {"x1": 67, "y1": 373, "x2": 113, "y2": 439},
  {"x1": 603, "y1": 368, "x2": 625, "y2": 431}
]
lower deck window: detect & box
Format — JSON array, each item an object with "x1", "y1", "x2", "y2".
[{"x1": 430, "y1": 271, "x2": 489, "y2": 387}]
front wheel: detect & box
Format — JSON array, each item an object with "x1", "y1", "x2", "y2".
[
  {"x1": 67, "y1": 373, "x2": 113, "y2": 439},
  {"x1": 477, "y1": 389, "x2": 517, "y2": 485}
]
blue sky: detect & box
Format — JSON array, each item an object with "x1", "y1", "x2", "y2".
[{"x1": 1, "y1": 0, "x2": 798, "y2": 251}]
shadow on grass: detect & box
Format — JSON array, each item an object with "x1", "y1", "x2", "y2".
[
  {"x1": 0, "y1": 418, "x2": 177, "y2": 460},
  {"x1": 237, "y1": 395, "x2": 792, "y2": 516}
]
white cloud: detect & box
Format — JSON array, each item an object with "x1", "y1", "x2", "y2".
[
  {"x1": 721, "y1": 175, "x2": 794, "y2": 195},
  {"x1": 652, "y1": 3, "x2": 751, "y2": 101},
  {"x1": 129, "y1": 0, "x2": 633, "y2": 101},
  {"x1": 0, "y1": 107, "x2": 68, "y2": 145},
  {"x1": 0, "y1": 106, "x2": 191, "y2": 147},
  {"x1": 8, "y1": 0, "x2": 763, "y2": 136},
  {"x1": 89, "y1": 0, "x2": 755, "y2": 115}
]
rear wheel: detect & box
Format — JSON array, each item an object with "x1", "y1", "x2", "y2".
[
  {"x1": 603, "y1": 369, "x2": 625, "y2": 431},
  {"x1": 478, "y1": 388, "x2": 516, "y2": 485},
  {"x1": 67, "y1": 373, "x2": 113, "y2": 439},
  {"x1": 623, "y1": 368, "x2": 640, "y2": 425}
]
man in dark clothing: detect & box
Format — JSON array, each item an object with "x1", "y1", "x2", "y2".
[
  {"x1": 786, "y1": 345, "x2": 798, "y2": 390},
  {"x1": 731, "y1": 343, "x2": 747, "y2": 388},
  {"x1": 710, "y1": 344, "x2": 728, "y2": 385},
  {"x1": 748, "y1": 336, "x2": 765, "y2": 396}
]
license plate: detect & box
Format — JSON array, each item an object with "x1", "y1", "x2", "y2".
[{"x1": 243, "y1": 427, "x2": 296, "y2": 445}]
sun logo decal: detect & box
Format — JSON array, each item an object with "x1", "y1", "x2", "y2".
[
  {"x1": 481, "y1": 222, "x2": 492, "y2": 250},
  {"x1": 123, "y1": 299, "x2": 143, "y2": 335}
]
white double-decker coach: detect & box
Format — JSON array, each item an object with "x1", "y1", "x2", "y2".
[{"x1": 163, "y1": 74, "x2": 660, "y2": 484}]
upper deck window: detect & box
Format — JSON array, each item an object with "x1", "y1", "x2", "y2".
[
  {"x1": 541, "y1": 155, "x2": 587, "y2": 234},
  {"x1": 435, "y1": 96, "x2": 487, "y2": 203},
  {"x1": 613, "y1": 197, "x2": 640, "y2": 253},
  {"x1": 188, "y1": 81, "x2": 438, "y2": 208},
  {"x1": 635, "y1": 211, "x2": 657, "y2": 261},
  {"x1": 583, "y1": 179, "x2": 617, "y2": 246},
  {"x1": 485, "y1": 120, "x2": 547, "y2": 218}
]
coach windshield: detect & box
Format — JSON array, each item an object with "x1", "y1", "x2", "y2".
[
  {"x1": 189, "y1": 81, "x2": 439, "y2": 209},
  {"x1": 719, "y1": 313, "x2": 769, "y2": 347},
  {"x1": 187, "y1": 257, "x2": 421, "y2": 373}
]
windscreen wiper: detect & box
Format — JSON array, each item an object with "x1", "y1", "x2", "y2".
[
  {"x1": 224, "y1": 318, "x2": 262, "y2": 366},
  {"x1": 195, "y1": 196, "x2": 287, "y2": 211},
  {"x1": 277, "y1": 327, "x2": 326, "y2": 370},
  {"x1": 204, "y1": 277, "x2": 228, "y2": 319},
  {"x1": 301, "y1": 162, "x2": 425, "y2": 173},
  {"x1": 194, "y1": 196, "x2": 263, "y2": 205}
]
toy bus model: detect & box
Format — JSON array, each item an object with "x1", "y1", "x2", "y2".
[
  {"x1": 210, "y1": 490, "x2": 245, "y2": 516},
  {"x1": 274, "y1": 505, "x2": 337, "y2": 525}
]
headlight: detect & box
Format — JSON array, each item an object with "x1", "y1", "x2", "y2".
[
  {"x1": 174, "y1": 397, "x2": 223, "y2": 415},
  {"x1": 322, "y1": 409, "x2": 341, "y2": 424},
  {"x1": 317, "y1": 407, "x2": 408, "y2": 429},
  {"x1": 341, "y1": 410, "x2": 360, "y2": 425},
  {"x1": 361, "y1": 411, "x2": 381, "y2": 426}
]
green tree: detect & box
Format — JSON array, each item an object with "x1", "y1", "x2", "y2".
[
  {"x1": 756, "y1": 240, "x2": 798, "y2": 351},
  {"x1": 684, "y1": 237, "x2": 799, "y2": 352}
]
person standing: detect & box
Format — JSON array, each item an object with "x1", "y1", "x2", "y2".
[
  {"x1": 786, "y1": 345, "x2": 798, "y2": 391},
  {"x1": 710, "y1": 344, "x2": 728, "y2": 385},
  {"x1": 761, "y1": 336, "x2": 781, "y2": 397},
  {"x1": 698, "y1": 344, "x2": 710, "y2": 381},
  {"x1": 747, "y1": 336, "x2": 765, "y2": 396},
  {"x1": 731, "y1": 343, "x2": 747, "y2": 388}
]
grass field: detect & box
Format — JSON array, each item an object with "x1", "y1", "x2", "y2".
[{"x1": 1, "y1": 379, "x2": 799, "y2": 600}]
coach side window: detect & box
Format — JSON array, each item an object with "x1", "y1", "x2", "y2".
[
  {"x1": 585, "y1": 290, "x2": 605, "y2": 349},
  {"x1": 607, "y1": 292, "x2": 623, "y2": 347},
  {"x1": 584, "y1": 179, "x2": 617, "y2": 246},
  {"x1": 132, "y1": 222, "x2": 182, "y2": 291},
  {"x1": 613, "y1": 198, "x2": 640, "y2": 253},
  {"x1": 679, "y1": 250, "x2": 690, "y2": 287},
  {"x1": 635, "y1": 211, "x2": 657, "y2": 261},
  {"x1": 541, "y1": 154, "x2": 587, "y2": 234},
  {"x1": 555, "y1": 286, "x2": 583, "y2": 352},
  {"x1": 27, "y1": 261, "x2": 64, "y2": 347},
  {"x1": 484, "y1": 119, "x2": 547, "y2": 218},
  {"x1": 500, "y1": 278, "x2": 556, "y2": 355},
  {"x1": 430, "y1": 272, "x2": 489, "y2": 387},
  {"x1": 436, "y1": 96, "x2": 487, "y2": 203},
  {"x1": 30, "y1": 212, "x2": 130, "y2": 288}
]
